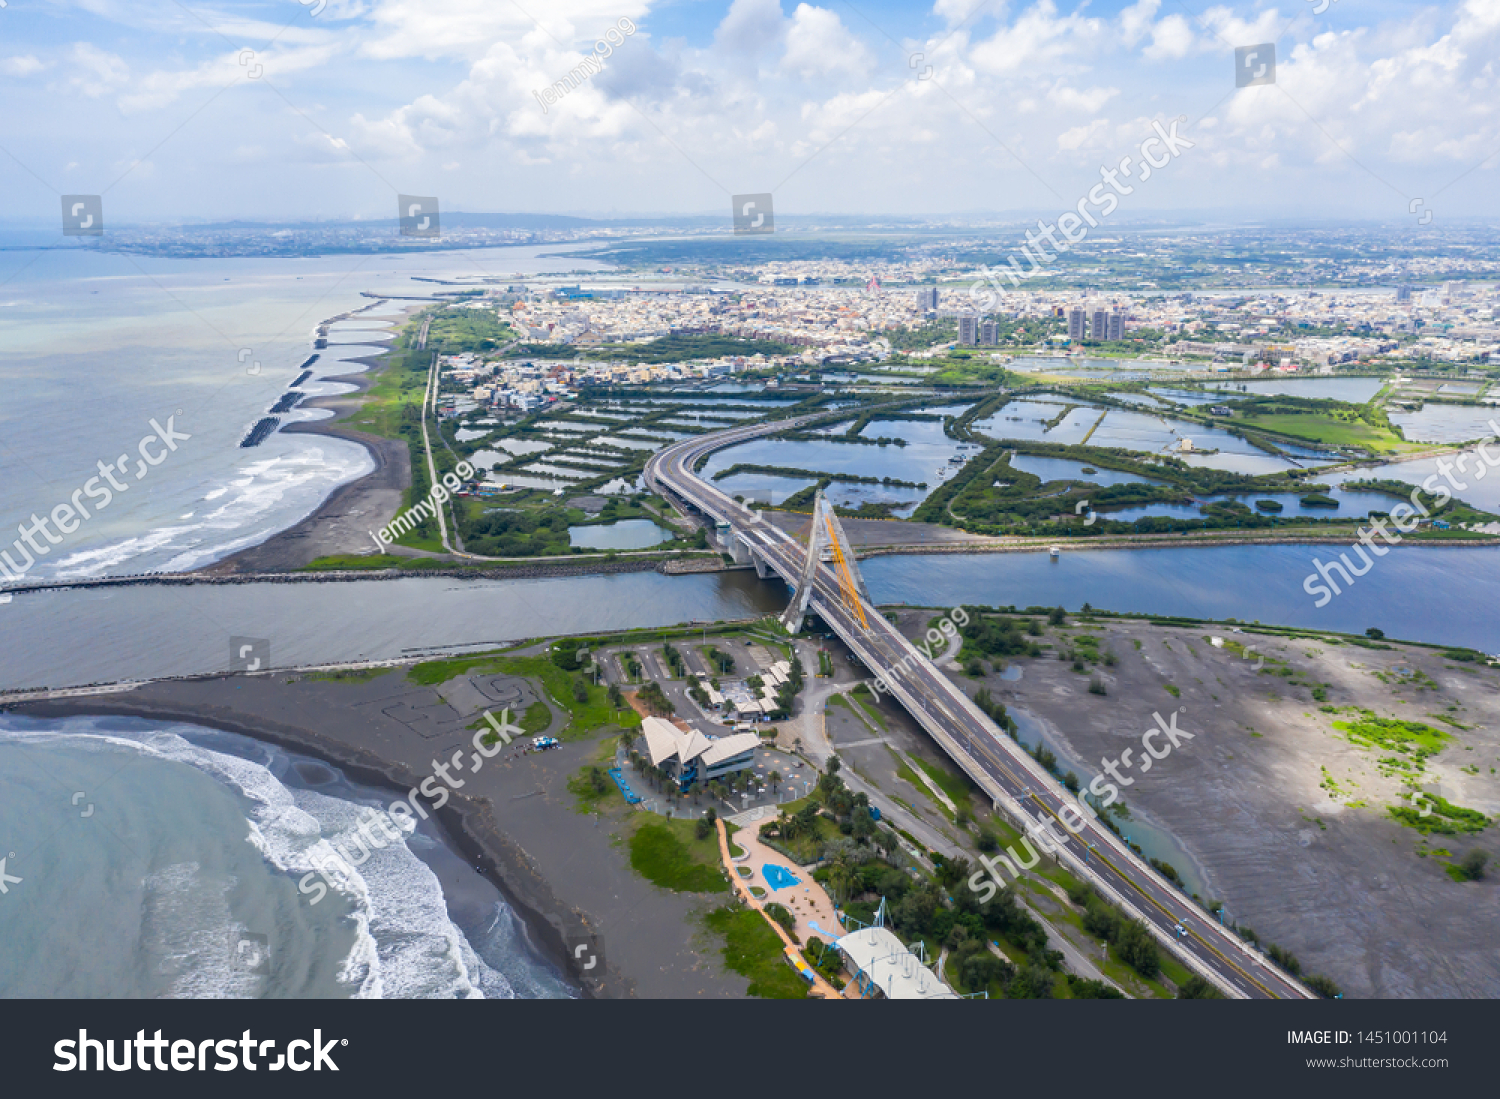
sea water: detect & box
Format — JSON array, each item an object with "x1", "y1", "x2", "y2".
[{"x1": 0, "y1": 713, "x2": 574, "y2": 999}]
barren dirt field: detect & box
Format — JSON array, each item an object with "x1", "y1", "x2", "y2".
[{"x1": 953, "y1": 613, "x2": 1500, "y2": 998}]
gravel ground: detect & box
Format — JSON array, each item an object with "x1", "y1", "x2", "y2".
[{"x1": 949, "y1": 614, "x2": 1500, "y2": 998}]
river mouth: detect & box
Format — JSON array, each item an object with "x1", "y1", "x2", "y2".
[{"x1": 4, "y1": 541, "x2": 1500, "y2": 693}]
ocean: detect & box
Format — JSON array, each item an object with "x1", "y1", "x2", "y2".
[
  {"x1": 0, "y1": 712, "x2": 574, "y2": 999},
  {"x1": 0, "y1": 240, "x2": 607, "y2": 583}
]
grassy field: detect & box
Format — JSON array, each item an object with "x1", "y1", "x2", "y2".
[
  {"x1": 702, "y1": 907, "x2": 809, "y2": 999},
  {"x1": 913, "y1": 756, "x2": 978, "y2": 820},
  {"x1": 1233, "y1": 412, "x2": 1406, "y2": 451},
  {"x1": 628, "y1": 819, "x2": 729, "y2": 893},
  {"x1": 408, "y1": 651, "x2": 640, "y2": 739}
]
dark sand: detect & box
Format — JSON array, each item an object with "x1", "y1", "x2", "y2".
[
  {"x1": 207, "y1": 330, "x2": 418, "y2": 574},
  {"x1": 954, "y1": 619, "x2": 1500, "y2": 998},
  {"x1": 18, "y1": 665, "x2": 750, "y2": 999}
]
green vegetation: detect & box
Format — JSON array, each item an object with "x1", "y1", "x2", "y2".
[
  {"x1": 635, "y1": 681, "x2": 676, "y2": 716},
  {"x1": 567, "y1": 763, "x2": 618, "y2": 812},
  {"x1": 1071, "y1": 885, "x2": 1161, "y2": 980},
  {"x1": 556, "y1": 332, "x2": 796, "y2": 364},
  {"x1": 702, "y1": 906, "x2": 809, "y2": 999},
  {"x1": 1176, "y1": 975, "x2": 1225, "y2": 999},
  {"x1": 712, "y1": 462, "x2": 923, "y2": 489},
  {"x1": 1332, "y1": 711, "x2": 1451, "y2": 761},
  {"x1": 629, "y1": 820, "x2": 728, "y2": 894},
  {"x1": 1447, "y1": 849, "x2": 1489, "y2": 882},
  {"x1": 301, "y1": 666, "x2": 393, "y2": 684},
  {"x1": 409, "y1": 650, "x2": 638, "y2": 739},
  {"x1": 1389, "y1": 794, "x2": 1490, "y2": 836}
]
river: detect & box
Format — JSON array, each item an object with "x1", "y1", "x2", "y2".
[{"x1": 3, "y1": 542, "x2": 1498, "y2": 692}]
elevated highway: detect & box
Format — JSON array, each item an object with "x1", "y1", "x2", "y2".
[{"x1": 645, "y1": 415, "x2": 1314, "y2": 1001}]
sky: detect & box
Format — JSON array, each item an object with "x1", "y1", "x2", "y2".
[{"x1": 0, "y1": 0, "x2": 1497, "y2": 225}]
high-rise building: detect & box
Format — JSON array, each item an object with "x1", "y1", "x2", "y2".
[
  {"x1": 1091, "y1": 309, "x2": 1108, "y2": 341},
  {"x1": 917, "y1": 287, "x2": 939, "y2": 311},
  {"x1": 1068, "y1": 308, "x2": 1086, "y2": 340},
  {"x1": 1395, "y1": 285, "x2": 1413, "y2": 304},
  {"x1": 1107, "y1": 311, "x2": 1124, "y2": 341},
  {"x1": 980, "y1": 320, "x2": 998, "y2": 345},
  {"x1": 957, "y1": 315, "x2": 978, "y2": 345}
]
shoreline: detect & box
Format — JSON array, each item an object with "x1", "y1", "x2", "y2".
[
  {"x1": 16, "y1": 691, "x2": 598, "y2": 998},
  {"x1": 206, "y1": 306, "x2": 418, "y2": 576}
]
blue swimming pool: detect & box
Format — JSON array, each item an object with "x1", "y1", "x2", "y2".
[{"x1": 763, "y1": 864, "x2": 800, "y2": 891}]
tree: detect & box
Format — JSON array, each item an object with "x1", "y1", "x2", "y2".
[
  {"x1": 1176, "y1": 975, "x2": 1225, "y2": 999},
  {"x1": 1303, "y1": 974, "x2": 1342, "y2": 999},
  {"x1": 1365, "y1": 627, "x2": 1385, "y2": 639},
  {"x1": 1048, "y1": 606, "x2": 1067, "y2": 626},
  {"x1": 607, "y1": 682, "x2": 623, "y2": 709},
  {"x1": 1114, "y1": 919, "x2": 1161, "y2": 979},
  {"x1": 769, "y1": 770, "x2": 781, "y2": 793},
  {"x1": 572, "y1": 676, "x2": 589, "y2": 704},
  {"x1": 1458, "y1": 848, "x2": 1489, "y2": 881}
]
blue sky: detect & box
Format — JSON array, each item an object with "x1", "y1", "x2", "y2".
[{"x1": 1, "y1": 0, "x2": 1497, "y2": 224}]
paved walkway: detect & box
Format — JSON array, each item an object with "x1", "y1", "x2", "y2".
[
  {"x1": 731, "y1": 816, "x2": 845, "y2": 947},
  {"x1": 715, "y1": 819, "x2": 842, "y2": 1000}
]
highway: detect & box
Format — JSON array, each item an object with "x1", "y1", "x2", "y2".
[{"x1": 644, "y1": 415, "x2": 1315, "y2": 1001}]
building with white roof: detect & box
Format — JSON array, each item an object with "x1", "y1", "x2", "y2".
[
  {"x1": 638, "y1": 715, "x2": 759, "y2": 789},
  {"x1": 836, "y1": 926, "x2": 958, "y2": 1000}
]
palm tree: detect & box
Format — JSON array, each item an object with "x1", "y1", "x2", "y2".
[
  {"x1": 828, "y1": 853, "x2": 856, "y2": 904},
  {"x1": 769, "y1": 770, "x2": 781, "y2": 794}
]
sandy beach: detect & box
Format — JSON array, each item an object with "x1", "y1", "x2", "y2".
[{"x1": 206, "y1": 315, "x2": 416, "y2": 575}]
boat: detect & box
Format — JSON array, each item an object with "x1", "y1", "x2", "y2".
[{"x1": 1049, "y1": 546, "x2": 1061, "y2": 558}]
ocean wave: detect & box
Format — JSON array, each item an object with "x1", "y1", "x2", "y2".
[
  {"x1": 1, "y1": 723, "x2": 519, "y2": 999},
  {"x1": 44, "y1": 444, "x2": 373, "y2": 578}
]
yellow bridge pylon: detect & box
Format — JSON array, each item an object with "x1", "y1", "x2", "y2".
[{"x1": 781, "y1": 490, "x2": 872, "y2": 634}]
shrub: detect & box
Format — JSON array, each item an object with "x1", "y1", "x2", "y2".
[
  {"x1": 1176, "y1": 975, "x2": 1225, "y2": 999},
  {"x1": 1457, "y1": 848, "x2": 1489, "y2": 880},
  {"x1": 1088, "y1": 674, "x2": 1106, "y2": 695},
  {"x1": 1303, "y1": 974, "x2": 1342, "y2": 999}
]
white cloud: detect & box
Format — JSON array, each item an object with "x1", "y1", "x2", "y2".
[
  {"x1": 1057, "y1": 117, "x2": 1109, "y2": 150},
  {"x1": 1119, "y1": 0, "x2": 1160, "y2": 47},
  {"x1": 1143, "y1": 14, "x2": 1195, "y2": 60},
  {"x1": 714, "y1": 0, "x2": 787, "y2": 54},
  {"x1": 970, "y1": 1, "x2": 1102, "y2": 75},
  {"x1": 782, "y1": 5, "x2": 872, "y2": 79},
  {"x1": 1046, "y1": 82, "x2": 1119, "y2": 113},
  {"x1": 0, "y1": 55, "x2": 46, "y2": 78}
]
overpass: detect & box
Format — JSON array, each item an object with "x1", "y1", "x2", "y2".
[{"x1": 644, "y1": 415, "x2": 1315, "y2": 1001}]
